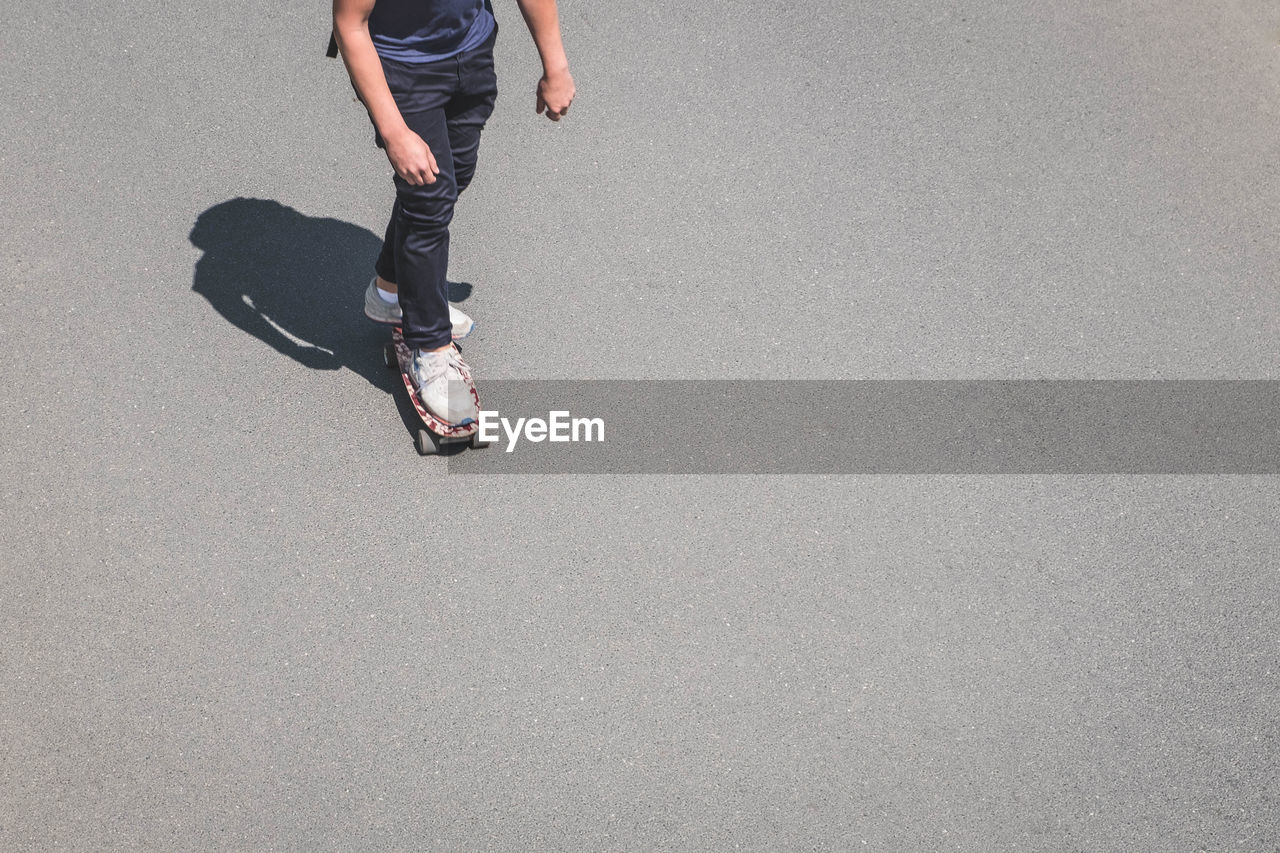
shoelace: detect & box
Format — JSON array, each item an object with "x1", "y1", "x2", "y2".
[{"x1": 414, "y1": 347, "x2": 471, "y2": 385}]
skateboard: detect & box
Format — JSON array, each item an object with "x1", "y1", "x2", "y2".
[{"x1": 382, "y1": 326, "x2": 489, "y2": 455}]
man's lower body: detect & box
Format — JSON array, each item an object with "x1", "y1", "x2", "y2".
[{"x1": 368, "y1": 32, "x2": 498, "y2": 422}]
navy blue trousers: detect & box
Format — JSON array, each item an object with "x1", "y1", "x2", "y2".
[{"x1": 373, "y1": 31, "x2": 497, "y2": 350}]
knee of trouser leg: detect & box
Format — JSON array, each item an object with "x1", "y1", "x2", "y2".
[
  {"x1": 455, "y1": 164, "x2": 477, "y2": 195},
  {"x1": 396, "y1": 172, "x2": 459, "y2": 227},
  {"x1": 398, "y1": 192, "x2": 458, "y2": 232}
]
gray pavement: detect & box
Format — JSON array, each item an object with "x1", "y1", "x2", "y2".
[{"x1": 3, "y1": 0, "x2": 1279, "y2": 849}]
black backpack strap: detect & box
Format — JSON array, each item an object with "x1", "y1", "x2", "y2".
[{"x1": 326, "y1": 32, "x2": 339, "y2": 58}]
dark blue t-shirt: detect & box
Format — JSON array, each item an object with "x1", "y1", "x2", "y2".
[{"x1": 369, "y1": 0, "x2": 495, "y2": 64}]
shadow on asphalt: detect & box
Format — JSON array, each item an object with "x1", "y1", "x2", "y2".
[{"x1": 189, "y1": 197, "x2": 475, "y2": 439}]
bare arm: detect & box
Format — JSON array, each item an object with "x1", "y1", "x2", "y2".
[
  {"x1": 332, "y1": 0, "x2": 440, "y2": 184},
  {"x1": 515, "y1": 0, "x2": 576, "y2": 121}
]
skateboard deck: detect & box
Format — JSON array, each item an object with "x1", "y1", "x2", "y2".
[{"x1": 382, "y1": 326, "x2": 487, "y2": 455}]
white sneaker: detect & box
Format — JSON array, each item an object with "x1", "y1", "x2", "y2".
[
  {"x1": 410, "y1": 345, "x2": 479, "y2": 425},
  {"x1": 363, "y1": 278, "x2": 476, "y2": 340},
  {"x1": 363, "y1": 277, "x2": 401, "y2": 324},
  {"x1": 448, "y1": 303, "x2": 475, "y2": 340}
]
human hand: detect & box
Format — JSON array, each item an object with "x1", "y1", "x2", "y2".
[
  {"x1": 536, "y1": 70, "x2": 575, "y2": 121},
  {"x1": 384, "y1": 127, "x2": 439, "y2": 185}
]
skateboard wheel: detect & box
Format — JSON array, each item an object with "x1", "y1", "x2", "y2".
[
  {"x1": 469, "y1": 432, "x2": 489, "y2": 449},
  {"x1": 383, "y1": 342, "x2": 396, "y2": 369},
  {"x1": 416, "y1": 428, "x2": 438, "y2": 456}
]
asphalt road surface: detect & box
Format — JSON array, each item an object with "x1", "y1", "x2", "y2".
[{"x1": 3, "y1": 0, "x2": 1278, "y2": 849}]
